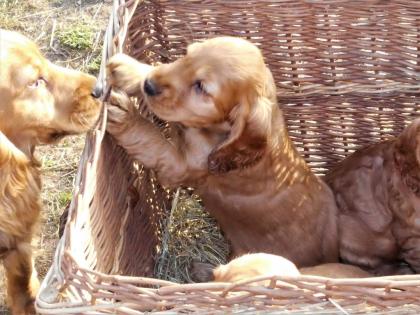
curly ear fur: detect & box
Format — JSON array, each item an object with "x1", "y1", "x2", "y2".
[
  {"x1": 394, "y1": 119, "x2": 420, "y2": 195},
  {"x1": 208, "y1": 98, "x2": 270, "y2": 174},
  {"x1": 208, "y1": 68, "x2": 275, "y2": 174}
]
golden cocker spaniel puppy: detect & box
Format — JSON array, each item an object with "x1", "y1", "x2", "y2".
[
  {"x1": 326, "y1": 118, "x2": 420, "y2": 276},
  {"x1": 0, "y1": 29, "x2": 101, "y2": 314},
  {"x1": 106, "y1": 37, "x2": 339, "y2": 267}
]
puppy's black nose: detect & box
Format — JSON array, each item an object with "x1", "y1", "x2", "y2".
[
  {"x1": 91, "y1": 82, "x2": 103, "y2": 98},
  {"x1": 144, "y1": 79, "x2": 161, "y2": 96}
]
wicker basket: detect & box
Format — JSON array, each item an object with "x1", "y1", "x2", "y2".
[{"x1": 36, "y1": 0, "x2": 420, "y2": 314}]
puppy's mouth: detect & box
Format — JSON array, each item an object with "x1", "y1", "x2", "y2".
[
  {"x1": 143, "y1": 100, "x2": 172, "y2": 120},
  {"x1": 144, "y1": 101, "x2": 218, "y2": 128}
]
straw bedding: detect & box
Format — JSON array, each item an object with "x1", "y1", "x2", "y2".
[{"x1": 154, "y1": 189, "x2": 229, "y2": 283}]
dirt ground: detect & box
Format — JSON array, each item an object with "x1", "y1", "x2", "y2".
[{"x1": 0, "y1": 0, "x2": 112, "y2": 312}]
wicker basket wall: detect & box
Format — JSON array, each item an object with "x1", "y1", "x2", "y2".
[{"x1": 36, "y1": 0, "x2": 420, "y2": 314}]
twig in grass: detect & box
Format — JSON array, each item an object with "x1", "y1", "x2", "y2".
[
  {"x1": 156, "y1": 188, "x2": 180, "y2": 276},
  {"x1": 50, "y1": 19, "x2": 57, "y2": 49},
  {"x1": 92, "y1": 3, "x2": 103, "y2": 21},
  {"x1": 92, "y1": 30, "x2": 102, "y2": 50},
  {"x1": 35, "y1": 31, "x2": 46, "y2": 43}
]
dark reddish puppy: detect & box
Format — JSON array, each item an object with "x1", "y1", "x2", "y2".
[{"x1": 326, "y1": 118, "x2": 420, "y2": 275}]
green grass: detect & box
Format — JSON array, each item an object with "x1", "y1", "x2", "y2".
[
  {"x1": 0, "y1": 1, "x2": 35, "y2": 31},
  {"x1": 58, "y1": 191, "x2": 72, "y2": 208},
  {"x1": 57, "y1": 23, "x2": 95, "y2": 50},
  {"x1": 42, "y1": 158, "x2": 55, "y2": 168},
  {"x1": 87, "y1": 54, "x2": 102, "y2": 74}
]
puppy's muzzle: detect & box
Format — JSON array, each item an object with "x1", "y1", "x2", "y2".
[
  {"x1": 144, "y1": 79, "x2": 161, "y2": 96},
  {"x1": 91, "y1": 81, "x2": 103, "y2": 98}
]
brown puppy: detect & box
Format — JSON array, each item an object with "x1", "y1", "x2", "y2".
[
  {"x1": 326, "y1": 118, "x2": 420, "y2": 276},
  {"x1": 0, "y1": 29, "x2": 101, "y2": 314},
  {"x1": 106, "y1": 37, "x2": 338, "y2": 267}
]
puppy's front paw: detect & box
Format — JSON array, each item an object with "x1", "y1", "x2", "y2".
[
  {"x1": 9, "y1": 299, "x2": 36, "y2": 315},
  {"x1": 24, "y1": 298, "x2": 36, "y2": 315},
  {"x1": 106, "y1": 90, "x2": 136, "y2": 135},
  {"x1": 107, "y1": 53, "x2": 153, "y2": 96},
  {"x1": 8, "y1": 287, "x2": 37, "y2": 315}
]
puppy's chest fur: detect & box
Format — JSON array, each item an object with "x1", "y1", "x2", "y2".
[
  {"x1": 0, "y1": 150, "x2": 41, "y2": 243},
  {"x1": 174, "y1": 123, "x2": 229, "y2": 172}
]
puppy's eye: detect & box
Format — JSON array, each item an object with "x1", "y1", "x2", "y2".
[
  {"x1": 193, "y1": 80, "x2": 206, "y2": 94},
  {"x1": 28, "y1": 77, "x2": 47, "y2": 89}
]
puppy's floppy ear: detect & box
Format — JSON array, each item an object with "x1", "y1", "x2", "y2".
[
  {"x1": 394, "y1": 119, "x2": 420, "y2": 194},
  {"x1": 208, "y1": 69, "x2": 275, "y2": 174},
  {"x1": 208, "y1": 96, "x2": 271, "y2": 174}
]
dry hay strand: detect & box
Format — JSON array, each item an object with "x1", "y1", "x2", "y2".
[{"x1": 155, "y1": 188, "x2": 229, "y2": 283}]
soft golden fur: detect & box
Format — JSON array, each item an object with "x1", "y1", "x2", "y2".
[
  {"x1": 0, "y1": 29, "x2": 101, "y2": 314},
  {"x1": 326, "y1": 118, "x2": 420, "y2": 276},
  {"x1": 106, "y1": 37, "x2": 338, "y2": 267},
  {"x1": 191, "y1": 253, "x2": 300, "y2": 284},
  {"x1": 190, "y1": 254, "x2": 371, "y2": 284}
]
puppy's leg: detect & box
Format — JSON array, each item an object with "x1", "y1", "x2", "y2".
[
  {"x1": 4, "y1": 242, "x2": 39, "y2": 315},
  {"x1": 400, "y1": 239, "x2": 420, "y2": 274},
  {"x1": 107, "y1": 91, "x2": 189, "y2": 187},
  {"x1": 369, "y1": 262, "x2": 414, "y2": 276}
]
